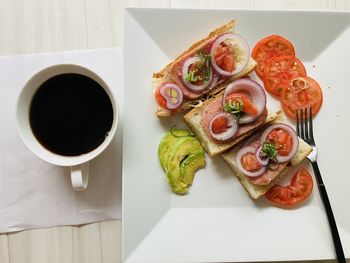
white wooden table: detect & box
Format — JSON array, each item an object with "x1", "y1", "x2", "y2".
[{"x1": 0, "y1": 1, "x2": 349, "y2": 262}]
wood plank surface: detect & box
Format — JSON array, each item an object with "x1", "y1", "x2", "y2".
[
  {"x1": 100, "y1": 220, "x2": 122, "y2": 263},
  {"x1": 7, "y1": 227, "x2": 73, "y2": 263},
  {"x1": 0, "y1": 235, "x2": 9, "y2": 263},
  {"x1": 72, "y1": 223, "x2": 102, "y2": 263},
  {"x1": 170, "y1": 0, "x2": 254, "y2": 8}
]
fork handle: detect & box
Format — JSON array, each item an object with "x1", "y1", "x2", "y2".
[{"x1": 311, "y1": 161, "x2": 346, "y2": 263}]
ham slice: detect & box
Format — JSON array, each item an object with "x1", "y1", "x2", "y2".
[
  {"x1": 248, "y1": 162, "x2": 288, "y2": 185},
  {"x1": 200, "y1": 94, "x2": 268, "y2": 144}
]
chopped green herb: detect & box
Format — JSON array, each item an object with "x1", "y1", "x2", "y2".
[
  {"x1": 185, "y1": 70, "x2": 200, "y2": 83},
  {"x1": 261, "y1": 142, "x2": 278, "y2": 163},
  {"x1": 223, "y1": 98, "x2": 243, "y2": 121},
  {"x1": 223, "y1": 98, "x2": 243, "y2": 114},
  {"x1": 184, "y1": 52, "x2": 211, "y2": 84}
]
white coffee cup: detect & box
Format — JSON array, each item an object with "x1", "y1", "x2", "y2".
[{"x1": 16, "y1": 64, "x2": 118, "y2": 190}]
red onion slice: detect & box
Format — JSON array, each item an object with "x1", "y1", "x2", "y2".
[
  {"x1": 181, "y1": 56, "x2": 213, "y2": 93},
  {"x1": 210, "y1": 33, "x2": 250, "y2": 77},
  {"x1": 223, "y1": 78, "x2": 267, "y2": 124},
  {"x1": 235, "y1": 146, "x2": 267, "y2": 177},
  {"x1": 206, "y1": 74, "x2": 219, "y2": 92},
  {"x1": 159, "y1": 82, "x2": 183, "y2": 110},
  {"x1": 260, "y1": 123, "x2": 299, "y2": 163},
  {"x1": 255, "y1": 145, "x2": 269, "y2": 166},
  {"x1": 209, "y1": 112, "x2": 238, "y2": 141}
]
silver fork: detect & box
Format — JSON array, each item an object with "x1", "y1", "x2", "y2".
[{"x1": 296, "y1": 107, "x2": 345, "y2": 263}]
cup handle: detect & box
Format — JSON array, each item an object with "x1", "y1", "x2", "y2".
[{"x1": 70, "y1": 163, "x2": 89, "y2": 191}]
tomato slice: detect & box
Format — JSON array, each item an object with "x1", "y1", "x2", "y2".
[
  {"x1": 267, "y1": 129, "x2": 293, "y2": 156},
  {"x1": 224, "y1": 93, "x2": 258, "y2": 116},
  {"x1": 263, "y1": 55, "x2": 306, "y2": 97},
  {"x1": 214, "y1": 42, "x2": 235, "y2": 72},
  {"x1": 265, "y1": 168, "x2": 313, "y2": 208},
  {"x1": 281, "y1": 76, "x2": 323, "y2": 119},
  {"x1": 154, "y1": 83, "x2": 183, "y2": 111},
  {"x1": 155, "y1": 86, "x2": 167, "y2": 109},
  {"x1": 211, "y1": 115, "x2": 230, "y2": 134},
  {"x1": 241, "y1": 153, "x2": 262, "y2": 172},
  {"x1": 252, "y1": 35, "x2": 295, "y2": 79}
]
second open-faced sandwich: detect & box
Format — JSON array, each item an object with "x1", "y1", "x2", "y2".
[{"x1": 184, "y1": 78, "x2": 280, "y2": 157}]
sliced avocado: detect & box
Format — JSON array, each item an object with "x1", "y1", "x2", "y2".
[
  {"x1": 180, "y1": 150, "x2": 205, "y2": 186},
  {"x1": 158, "y1": 128, "x2": 190, "y2": 171},
  {"x1": 166, "y1": 173, "x2": 188, "y2": 195},
  {"x1": 166, "y1": 136, "x2": 200, "y2": 166},
  {"x1": 166, "y1": 136, "x2": 204, "y2": 194}
]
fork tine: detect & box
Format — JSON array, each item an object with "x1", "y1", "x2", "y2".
[
  {"x1": 309, "y1": 106, "x2": 313, "y2": 140},
  {"x1": 304, "y1": 107, "x2": 309, "y2": 140},
  {"x1": 296, "y1": 109, "x2": 300, "y2": 136},
  {"x1": 300, "y1": 108, "x2": 305, "y2": 140}
]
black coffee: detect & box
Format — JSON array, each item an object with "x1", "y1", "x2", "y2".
[{"x1": 30, "y1": 73, "x2": 114, "y2": 156}]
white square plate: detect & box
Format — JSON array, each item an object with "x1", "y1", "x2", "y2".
[{"x1": 123, "y1": 8, "x2": 350, "y2": 262}]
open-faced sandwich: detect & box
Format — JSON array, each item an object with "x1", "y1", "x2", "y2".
[
  {"x1": 153, "y1": 20, "x2": 257, "y2": 117},
  {"x1": 184, "y1": 78, "x2": 280, "y2": 157},
  {"x1": 222, "y1": 119, "x2": 312, "y2": 199}
]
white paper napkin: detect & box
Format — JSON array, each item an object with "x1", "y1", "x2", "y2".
[{"x1": 0, "y1": 48, "x2": 123, "y2": 233}]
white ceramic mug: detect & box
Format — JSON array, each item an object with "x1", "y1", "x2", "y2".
[{"x1": 16, "y1": 64, "x2": 118, "y2": 190}]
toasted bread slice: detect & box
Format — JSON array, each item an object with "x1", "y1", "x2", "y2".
[
  {"x1": 153, "y1": 20, "x2": 257, "y2": 118},
  {"x1": 222, "y1": 125, "x2": 313, "y2": 199},
  {"x1": 183, "y1": 87, "x2": 281, "y2": 156}
]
